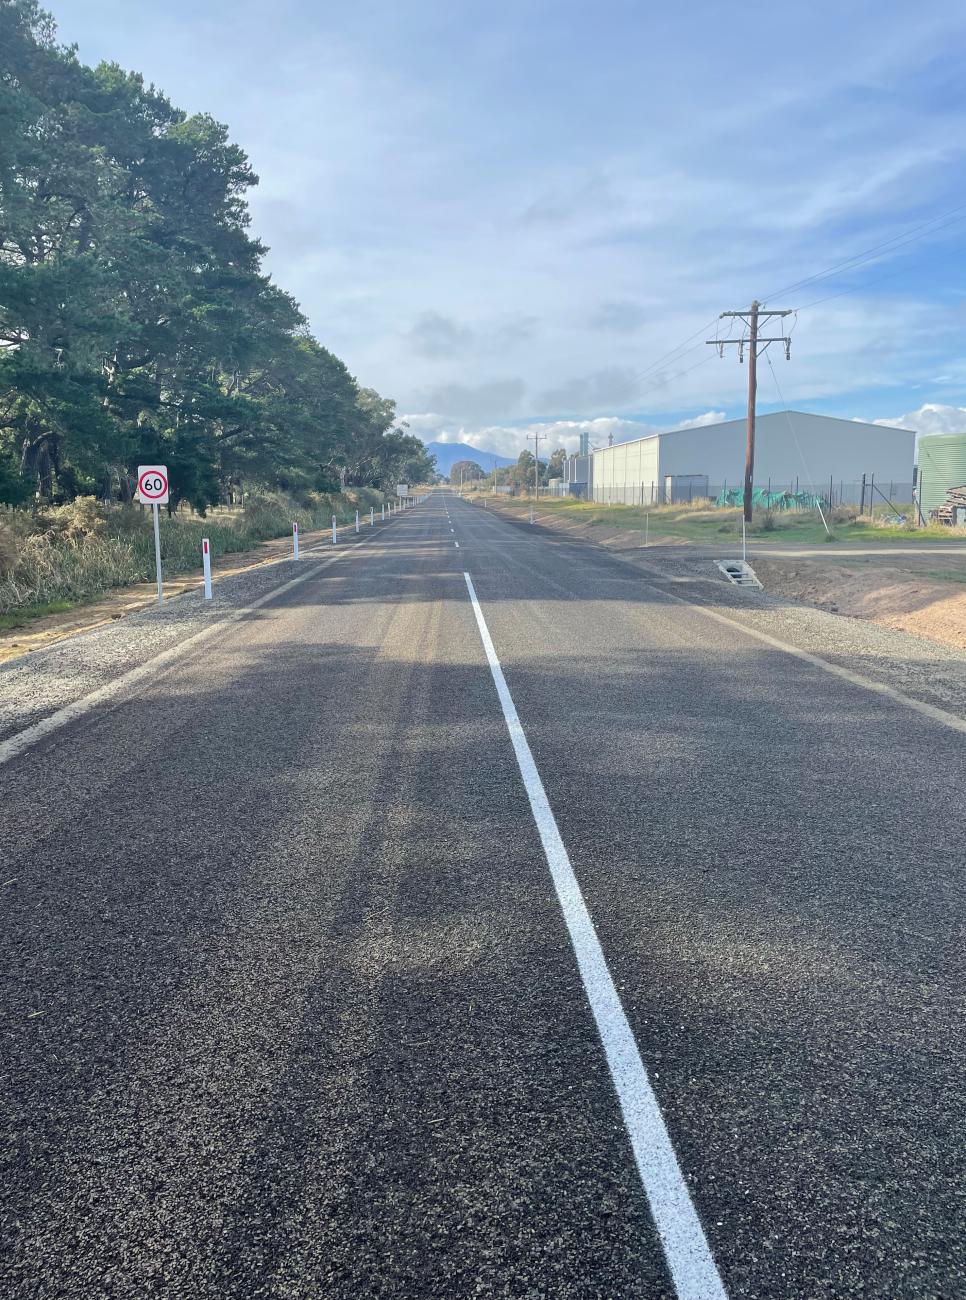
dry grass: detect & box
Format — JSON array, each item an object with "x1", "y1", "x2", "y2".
[{"x1": 0, "y1": 488, "x2": 386, "y2": 615}]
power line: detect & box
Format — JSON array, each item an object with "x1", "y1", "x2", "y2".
[
  {"x1": 762, "y1": 201, "x2": 966, "y2": 303},
  {"x1": 764, "y1": 352, "x2": 831, "y2": 536}
]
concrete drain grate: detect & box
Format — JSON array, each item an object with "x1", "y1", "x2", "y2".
[{"x1": 716, "y1": 560, "x2": 763, "y2": 589}]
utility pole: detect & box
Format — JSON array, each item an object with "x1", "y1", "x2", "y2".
[
  {"x1": 526, "y1": 432, "x2": 543, "y2": 502},
  {"x1": 708, "y1": 301, "x2": 792, "y2": 522}
]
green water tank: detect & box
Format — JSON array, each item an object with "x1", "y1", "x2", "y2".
[{"x1": 918, "y1": 434, "x2": 966, "y2": 515}]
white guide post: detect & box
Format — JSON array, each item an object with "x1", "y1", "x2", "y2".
[{"x1": 202, "y1": 537, "x2": 212, "y2": 598}]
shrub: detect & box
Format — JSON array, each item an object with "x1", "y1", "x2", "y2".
[
  {"x1": 829, "y1": 503, "x2": 859, "y2": 525},
  {"x1": 43, "y1": 495, "x2": 108, "y2": 541},
  {"x1": 0, "y1": 487, "x2": 381, "y2": 615},
  {"x1": 0, "y1": 522, "x2": 19, "y2": 577}
]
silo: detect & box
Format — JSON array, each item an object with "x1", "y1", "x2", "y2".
[{"x1": 917, "y1": 434, "x2": 966, "y2": 516}]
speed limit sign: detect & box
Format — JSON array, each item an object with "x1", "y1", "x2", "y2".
[{"x1": 137, "y1": 465, "x2": 169, "y2": 505}]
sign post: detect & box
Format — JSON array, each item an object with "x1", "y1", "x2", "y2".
[
  {"x1": 202, "y1": 538, "x2": 212, "y2": 599},
  {"x1": 137, "y1": 465, "x2": 169, "y2": 606},
  {"x1": 292, "y1": 520, "x2": 299, "y2": 560}
]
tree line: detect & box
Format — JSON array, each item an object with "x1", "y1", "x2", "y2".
[
  {"x1": 449, "y1": 448, "x2": 568, "y2": 489},
  {"x1": 0, "y1": 0, "x2": 435, "y2": 512}
]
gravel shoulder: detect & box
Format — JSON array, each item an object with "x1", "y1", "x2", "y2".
[{"x1": 0, "y1": 525, "x2": 385, "y2": 747}]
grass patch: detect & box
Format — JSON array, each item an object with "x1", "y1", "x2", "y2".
[{"x1": 0, "y1": 599, "x2": 78, "y2": 630}]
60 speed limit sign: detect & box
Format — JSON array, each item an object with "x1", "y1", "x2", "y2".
[{"x1": 137, "y1": 465, "x2": 169, "y2": 505}]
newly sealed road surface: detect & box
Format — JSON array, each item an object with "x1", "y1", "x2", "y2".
[{"x1": 2, "y1": 490, "x2": 963, "y2": 1298}]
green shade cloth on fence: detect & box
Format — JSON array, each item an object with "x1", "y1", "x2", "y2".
[{"x1": 714, "y1": 488, "x2": 827, "y2": 511}]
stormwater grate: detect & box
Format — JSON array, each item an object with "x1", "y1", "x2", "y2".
[{"x1": 716, "y1": 560, "x2": 763, "y2": 589}]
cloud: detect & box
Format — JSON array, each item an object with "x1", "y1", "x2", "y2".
[
  {"x1": 55, "y1": 0, "x2": 966, "y2": 430},
  {"x1": 406, "y1": 311, "x2": 474, "y2": 358},
  {"x1": 591, "y1": 300, "x2": 648, "y2": 333},
  {"x1": 871, "y1": 403, "x2": 966, "y2": 435},
  {"x1": 406, "y1": 311, "x2": 538, "y2": 360},
  {"x1": 400, "y1": 411, "x2": 727, "y2": 459},
  {"x1": 414, "y1": 378, "x2": 527, "y2": 422},
  {"x1": 538, "y1": 368, "x2": 643, "y2": 413}
]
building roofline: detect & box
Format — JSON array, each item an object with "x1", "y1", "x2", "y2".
[{"x1": 591, "y1": 409, "x2": 914, "y2": 453}]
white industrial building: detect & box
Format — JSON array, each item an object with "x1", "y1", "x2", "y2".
[{"x1": 565, "y1": 411, "x2": 915, "y2": 506}]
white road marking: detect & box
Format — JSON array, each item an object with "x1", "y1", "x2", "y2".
[
  {"x1": 649, "y1": 579, "x2": 966, "y2": 737},
  {"x1": 462, "y1": 571, "x2": 728, "y2": 1300},
  {"x1": 0, "y1": 531, "x2": 390, "y2": 767},
  {"x1": 475, "y1": 501, "x2": 966, "y2": 737},
  {"x1": 454, "y1": 541, "x2": 460, "y2": 548}
]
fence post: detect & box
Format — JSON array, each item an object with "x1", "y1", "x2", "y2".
[{"x1": 860, "y1": 473, "x2": 866, "y2": 514}]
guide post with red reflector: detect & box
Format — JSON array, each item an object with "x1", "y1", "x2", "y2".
[
  {"x1": 202, "y1": 538, "x2": 212, "y2": 599},
  {"x1": 292, "y1": 520, "x2": 299, "y2": 560}
]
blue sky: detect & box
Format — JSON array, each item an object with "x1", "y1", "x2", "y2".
[{"x1": 55, "y1": 0, "x2": 966, "y2": 456}]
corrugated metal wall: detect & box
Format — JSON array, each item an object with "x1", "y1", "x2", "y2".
[
  {"x1": 918, "y1": 434, "x2": 966, "y2": 515},
  {"x1": 589, "y1": 412, "x2": 915, "y2": 506}
]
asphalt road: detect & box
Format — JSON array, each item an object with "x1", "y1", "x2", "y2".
[{"x1": 2, "y1": 489, "x2": 963, "y2": 1299}]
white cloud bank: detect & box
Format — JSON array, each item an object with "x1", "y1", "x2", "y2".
[
  {"x1": 402, "y1": 411, "x2": 727, "y2": 458},
  {"x1": 873, "y1": 403, "x2": 966, "y2": 436}
]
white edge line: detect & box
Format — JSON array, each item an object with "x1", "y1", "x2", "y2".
[
  {"x1": 0, "y1": 528, "x2": 388, "y2": 767},
  {"x1": 477, "y1": 501, "x2": 966, "y2": 738},
  {"x1": 462, "y1": 571, "x2": 728, "y2": 1300},
  {"x1": 653, "y1": 584, "x2": 966, "y2": 737}
]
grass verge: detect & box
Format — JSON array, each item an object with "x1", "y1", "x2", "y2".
[
  {"x1": 0, "y1": 488, "x2": 387, "y2": 619},
  {"x1": 475, "y1": 495, "x2": 966, "y2": 546}
]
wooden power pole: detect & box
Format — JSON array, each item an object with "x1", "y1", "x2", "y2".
[{"x1": 708, "y1": 302, "x2": 792, "y2": 522}]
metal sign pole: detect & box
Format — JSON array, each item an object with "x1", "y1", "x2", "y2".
[{"x1": 152, "y1": 503, "x2": 163, "y2": 605}]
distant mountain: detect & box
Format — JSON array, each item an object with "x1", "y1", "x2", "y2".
[{"x1": 425, "y1": 441, "x2": 517, "y2": 476}]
